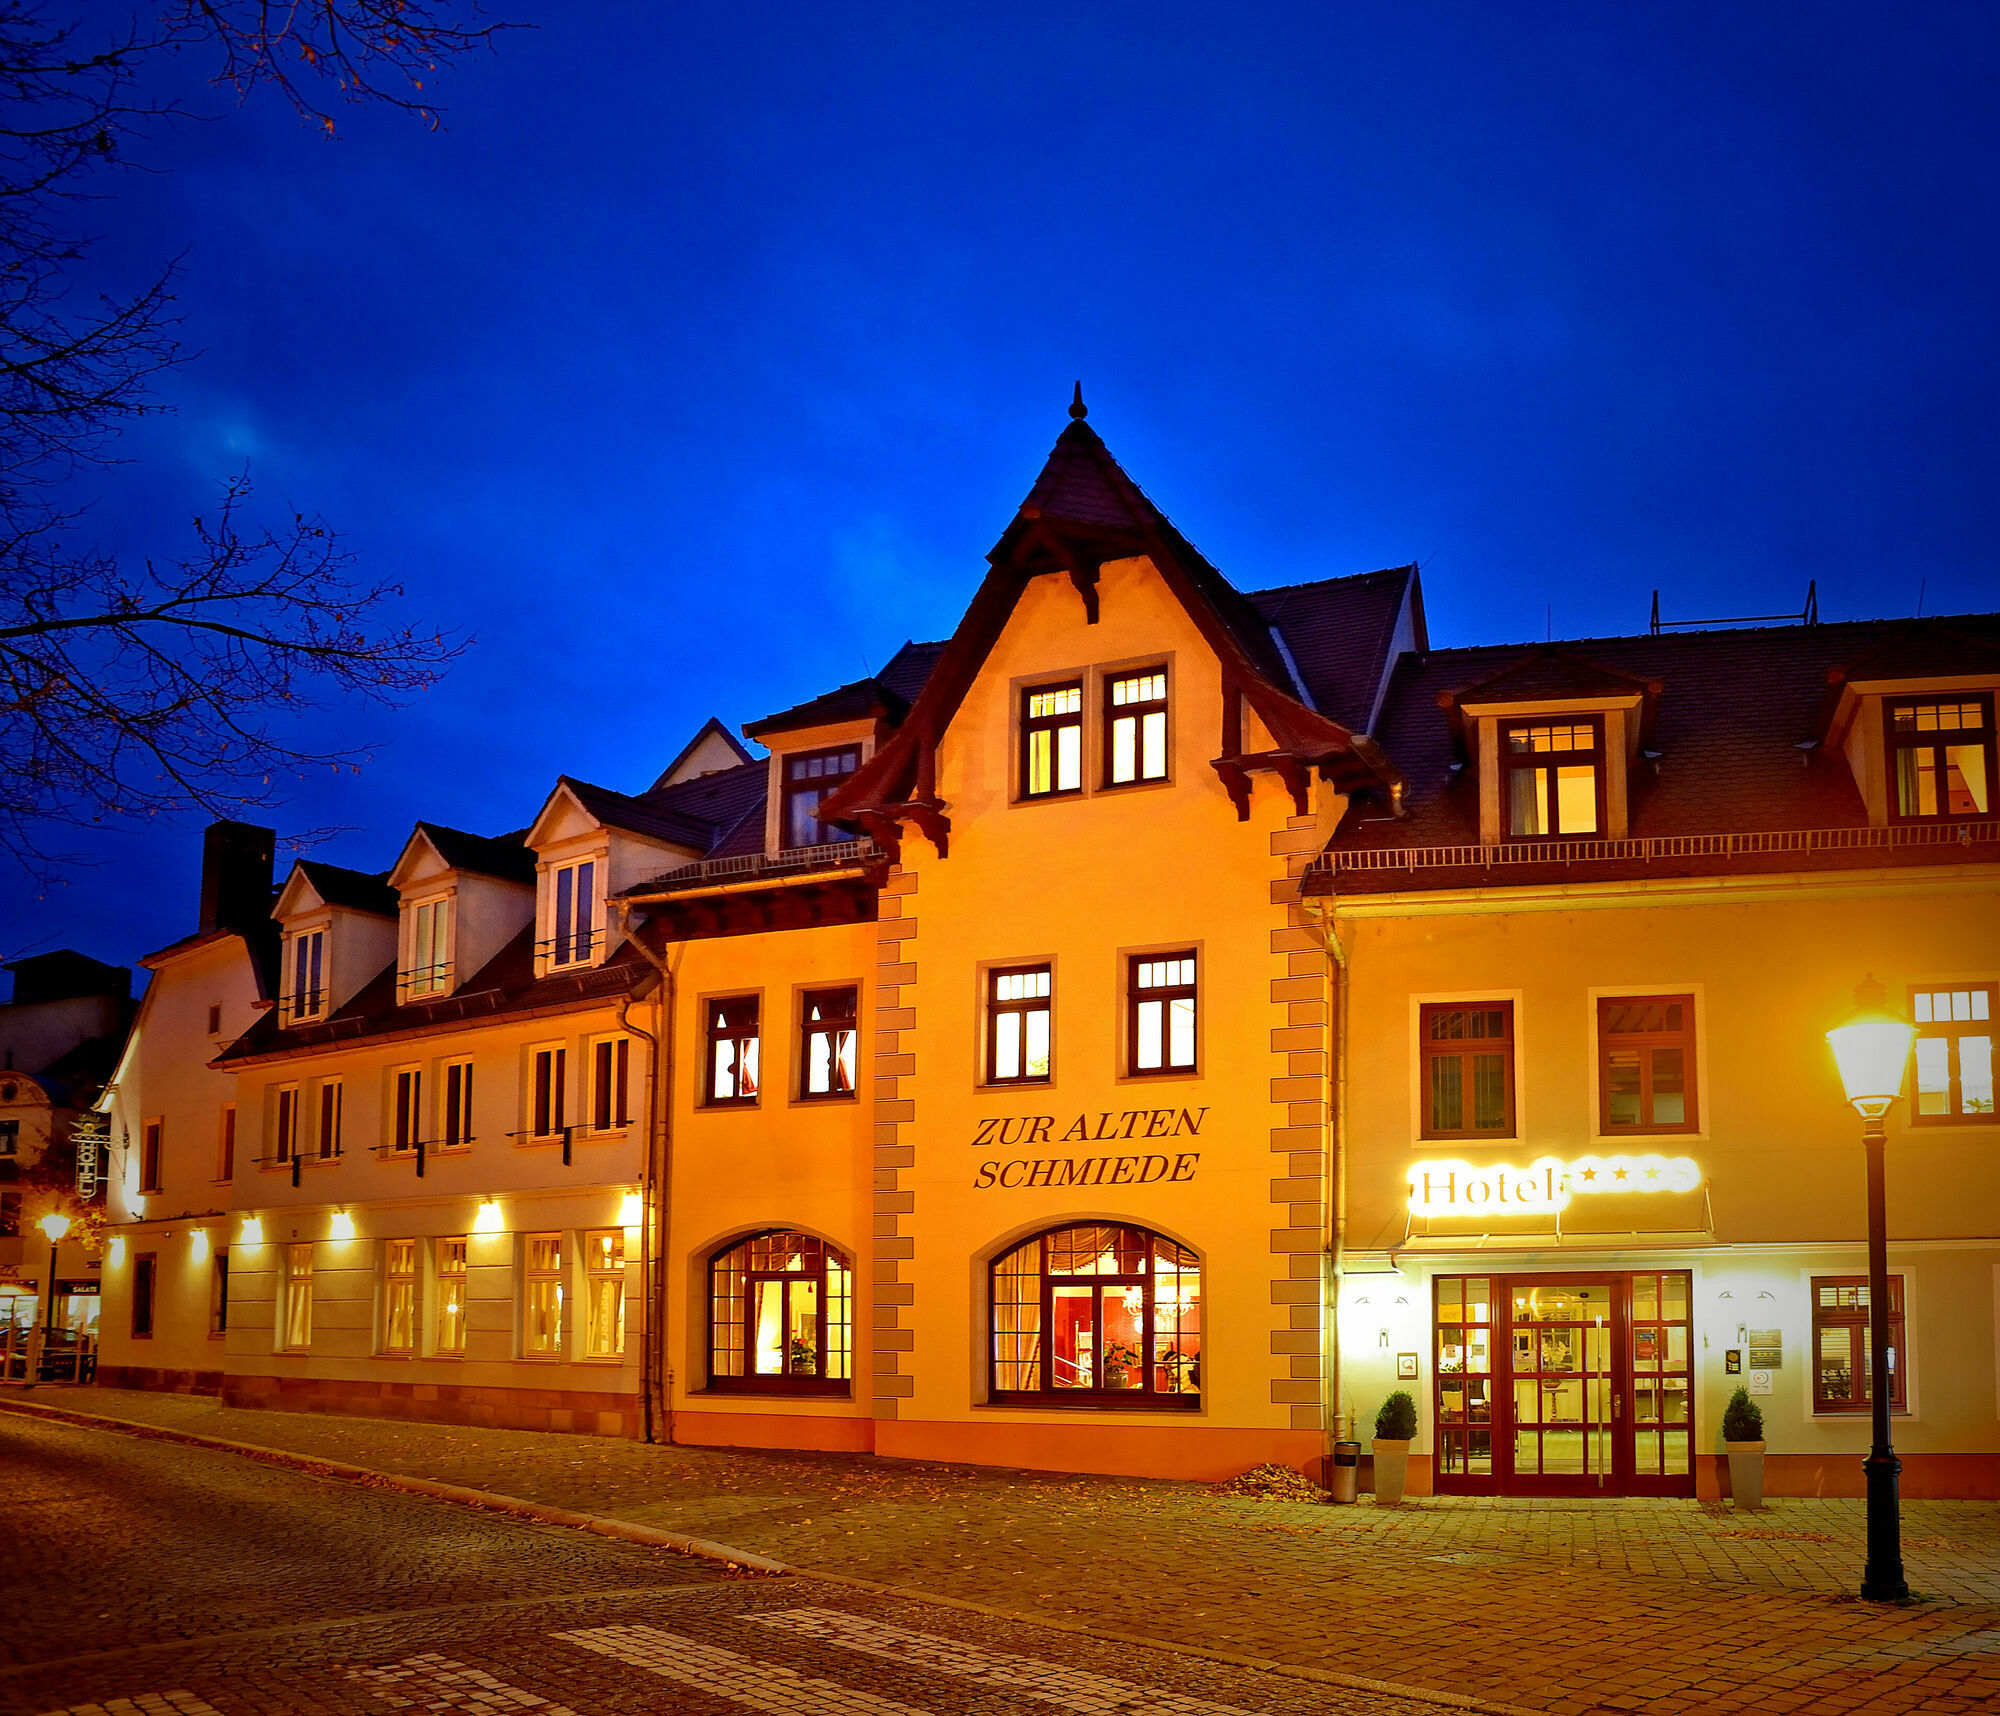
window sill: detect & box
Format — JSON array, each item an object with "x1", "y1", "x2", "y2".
[
  {"x1": 695, "y1": 1381, "x2": 853, "y2": 1399},
  {"x1": 1116, "y1": 1068, "x2": 1204, "y2": 1085},
  {"x1": 791, "y1": 1092, "x2": 860, "y2": 1106},
  {"x1": 697, "y1": 1101, "x2": 761, "y2": 1113},
  {"x1": 982, "y1": 1394, "x2": 1201, "y2": 1414}
]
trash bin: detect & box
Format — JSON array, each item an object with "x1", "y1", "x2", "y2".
[{"x1": 1327, "y1": 1439, "x2": 1361, "y2": 1504}]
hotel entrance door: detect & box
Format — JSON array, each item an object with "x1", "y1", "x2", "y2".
[{"x1": 1432, "y1": 1270, "x2": 1694, "y2": 1497}]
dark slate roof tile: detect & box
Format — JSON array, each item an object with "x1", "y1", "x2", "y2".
[
  {"x1": 415, "y1": 822, "x2": 537, "y2": 885},
  {"x1": 296, "y1": 860, "x2": 398, "y2": 916}
]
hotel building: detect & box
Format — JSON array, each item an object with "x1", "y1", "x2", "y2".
[{"x1": 93, "y1": 404, "x2": 1999, "y2": 1497}]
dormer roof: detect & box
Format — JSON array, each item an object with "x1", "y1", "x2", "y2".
[
  {"x1": 744, "y1": 676, "x2": 909, "y2": 740},
  {"x1": 651, "y1": 717, "x2": 758, "y2": 790},
  {"x1": 276, "y1": 859, "x2": 398, "y2": 920},
  {"x1": 1826, "y1": 620, "x2": 2000, "y2": 688},
  {"x1": 393, "y1": 822, "x2": 537, "y2": 889},
  {"x1": 532, "y1": 776, "x2": 716, "y2": 852},
  {"x1": 1444, "y1": 646, "x2": 1661, "y2": 709}
]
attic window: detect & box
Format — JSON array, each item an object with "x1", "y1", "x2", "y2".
[
  {"x1": 286, "y1": 930, "x2": 325, "y2": 1023},
  {"x1": 782, "y1": 747, "x2": 861, "y2": 850},
  {"x1": 1105, "y1": 671, "x2": 1168, "y2": 786},
  {"x1": 548, "y1": 860, "x2": 597, "y2": 966},
  {"x1": 1888, "y1": 696, "x2": 1992, "y2": 821},
  {"x1": 1502, "y1": 719, "x2": 1603, "y2": 839}
]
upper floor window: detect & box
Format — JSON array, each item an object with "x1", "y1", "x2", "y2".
[
  {"x1": 140, "y1": 1119, "x2": 163, "y2": 1193},
  {"x1": 406, "y1": 896, "x2": 452, "y2": 997},
  {"x1": 216, "y1": 1105, "x2": 236, "y2": 1181},
  {"x1": 991, "y1": 1223, "x2": 1201, "y2": 1406},
  {"x1": 1503, "y1": 719, "x2": 1602, "y2": 839},
  {"x1": 1812, "y1": 1275, "x2": 1905, "y2": 1413},
  {"x1": 316, "y1": 1080, "x2": 343, "y2": 1161},
  {"x1": 782, "y1": 747, "x2": 861, "y2": 849},
  {"x1": 1105, "y1": 670, "x2": 1168, "y2": 786},
  {"x1": 590, "y1": 1037, "x2": 631, "y2": 1132},
  {"x1": 1022, "y1": 682, "x2": 1083, "y2": 799},
  {"x1": 1129, "y1": 953, "x2": 1196, "y2": 1074},
  {"x1": 1420, "y1": 1002, "x2": 1515, "y2": 1139},
  {"x1": 705, "y1": 997, "x2": 760, "y2": 1104},
  {"x1": 1888, "y1": 697, "x2": 1992, "y2": 821},
  {"x1": 799, "y1": 987, "x2": 858, "y2": 1099},
  {"x1": 272, "y1": 1085, "x2": 301, "y2": 1166},
  {"x1": 287, "y1": 929, "x2": 326, "y2": 1023},
  {"x1": 987, "y1": 965, "x2": 1052, "y2": 1084},
  {"x1": 707, "y1": 1230, "x2": 852, "y2": 1394},
  {"x1": 392, "y1": 1068, "x2": 423, "y2": 1154},
  {"x1": 549, "y1": 859, "x2": 597, "y2": 966},
  {"x1": 442, "y1": 1060, "x2": 475, "y2": 1149},
  {"x1": 0, "y1": 1119, "x2": 16, "y2": 1158},
  {"x1": 1912, "y1": 984, "x2": 1994, "y2": 1123},
  {"x1": 530, "y1": 1046, "x2": 567, "y2": 1138},
  {"x1": 1598, "y1": 995, "x2": 1697, "y2": 1134}
]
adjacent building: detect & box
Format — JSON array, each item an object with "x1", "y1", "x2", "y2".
[{"x1": 91, "y1": 405, "x2": 1999, "y2": 1497}]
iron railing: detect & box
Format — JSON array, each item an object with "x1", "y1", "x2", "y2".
[
  {"x1": 636, "y1": 837, "x2": 883, "y2": 895},
  {"x1": 1308, "y1": 818, "x2": 1999, "y2": 881}
]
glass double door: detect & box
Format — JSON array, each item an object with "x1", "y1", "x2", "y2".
[{"x1": 1433, "y1": 1270, "x2": 1694, "y2": 1497}]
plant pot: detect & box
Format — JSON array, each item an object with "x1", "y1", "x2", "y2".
[
  {"x1": 1725, "y1": 1440, "x2": 1766, "y2": 1510},
  {"x1": 1371, "y1": 1438, "x2": 1413, "y2": 1505}
]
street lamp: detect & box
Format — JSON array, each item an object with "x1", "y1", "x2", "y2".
[
  {"x1": 31, "y1": 1211, "x2": 72, "y2": 1388},
  {"x1": 1824, "y1": 976, "x2": 1916, "y2": 1604}
]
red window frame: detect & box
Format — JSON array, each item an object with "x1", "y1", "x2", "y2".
[
  {"x1": 704, "y1": 996, "x2": 760, "y2": 1105},
  {"x1": 1020, "y1": 681, "x2": 1084, "y2": 800},
  {"x1": 780, "y1": 747, "x2": 862, "y2": 850},
  {"x1": 1419, "y1": 1002, "x2": 1516, "y2": 1140},
  {"x1": 1886, "y1": 695, "x2": 1994, "y2": 823},
  {"x1": 1597, "y1": 995, "x2": 1699, "y2": 1134},
  {"x1": 706, "y1": 1230, "x2": 852, "y2": 1396},
  {"x1": 799, "y1": 987, "x2": 858, "y2": 1100},
  {"x1": 1501, "y1": 717, "x2": 1605, "y2": 840}
]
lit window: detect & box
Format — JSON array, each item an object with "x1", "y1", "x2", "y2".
[
  {"x1": 1502, "y1": 719, "x2": 1602, "y2": 838},
  {"x1": 1911, "y1": 984, "x2": 1995, "y2": 1123},
  {"x1": 1129, "y1": 953, "x2": 1196, "y2": 1074},
  {"x1": 435, "y1": 1237, "x2": 468, "y2": 1355},
  {"x1": 991, "y1": 1224, "x2": 1201, "y2": 1406},
  {"x1": 707, "y1": 1230, "x2": 852, "y2": 1393},
  {"x1": 316, "y1": 1080, "x2": 343, "y2": 1161},
  {"x1": 590, "y1": 1038, "x2": 631, "y2": 1132},
  {"x1": 406, "y1": 897, "x2": 452, "y2": 997},
  {"x1": 1106, "y1": 671, "x2": 1169, "y2": 786},
  {"x1": 1022, "y1": 682, "x2": 1083, "y2": 798},
  {"x1": 987, "y1": 965, "x2": 1052, "y2": 1084},
  {"x1": 287, "y1": 929, "x2": 325, "y2": 1022},
  {"x1": 1812, "y1": 1275, "x2": 1905, "y2": 1412},
  {"x1": 1420, "y1": 1003, "x2": 1515, "y2": 1139},
  {"x1": 548, "y1": 860, "x2": 597, "y2": 966},
  {"x1": 705, "y1": 998, "x2": 759, "y2": 1104},
  {"x1": 1888, "y1": 697, "x2": 1992, "y2": 821},
  {"x1": 382, "y1": 1239, "x2": 417, "y2": 1354},
  {"x1": 442, "y1": 1061, "x2": 475, "y2": 1148},
  {"x1": 1597, "y1": 996, "x2": 1698, "y2": 1134},
  {"x1": 781, "y1": 747, "x2": 861, "y2": 849},
  {"x1": 281, "y1": 1244, "x2": 313, "y2": 1351},
  {"x1": 522, "y1": 1233, "x2": 564, "y2": 1357},
  {"x1": 584, "y1": 1229, "x2": 625, "y2": 1357},
  {"x1": 531, "y1": 1047, "x2": 567, "y2": 1138},
  {"x1": 800, "y1": 987, "x2": 858, "y2": 1099}
]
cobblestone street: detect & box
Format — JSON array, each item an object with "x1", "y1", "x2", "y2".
[{"x1": 6, "y1": 1392, "x2": 2000, "y2": 1715}]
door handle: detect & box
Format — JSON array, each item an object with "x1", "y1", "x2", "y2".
[{"x1": 1613, "y1": 1392, "x2": 1623, "y2": 1420}]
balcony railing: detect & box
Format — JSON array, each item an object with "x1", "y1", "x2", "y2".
[
  {"x1": 637, "y1": 837, "x2": 883, "y2": 896},
  {"x1": 1307, "y1": 818, "x2": 2000, "y2": 883}
]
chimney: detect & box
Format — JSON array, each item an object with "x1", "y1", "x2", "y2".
[{"x1": 199, "y1": 821, "x2": 277, "y2": 934}]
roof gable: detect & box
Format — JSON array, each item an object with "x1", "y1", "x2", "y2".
[
  {"x1": 652, "y1": 716, "x2": 758, "y2": 790},
  {"x1": 1447, "y1": 646, "x2": 1660, "y2": 707},
  {"x1": 273, "y1": 859, "x2": 398, "y2": 920},
  {"x1": 525, "y1": 777, "x2": 714, "y2": 854},
  {"x1": 389, "y1": 822, "x2": 537, "y2": 892}
]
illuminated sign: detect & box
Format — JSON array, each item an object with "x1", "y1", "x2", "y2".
[{"x1": 1408, "y1": 1154, "x2": 1702, "y2": 1217}]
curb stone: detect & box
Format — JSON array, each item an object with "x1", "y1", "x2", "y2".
[{"x1": 0, "y1": 1392, "x2": 1541, "y2": 1716}]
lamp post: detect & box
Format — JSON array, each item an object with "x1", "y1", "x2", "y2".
[
  {"x1": 1824, "y1": 976, "x2": 1916, "y2": 1604},
  {"x1": 30, "y1": 1211, "x2": 72, "y2": 1388}
]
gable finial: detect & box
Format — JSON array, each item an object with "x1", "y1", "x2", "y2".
[{"x1": 1069, "y1": 381, "x2": 1086, "y2": 420}]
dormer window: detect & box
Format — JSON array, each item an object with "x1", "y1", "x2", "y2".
[
  {"x1": 404, "y1": 897, "x2": 452, "y2": 999},
  {"x1": 549, "y1": 859, "x2": 598, "y2": 967},
  {"x1": 286, "y1": 929, "x2": 325, "y2": 1023},
  {"x1": 1888, "y1": 696, "x2": 1992, "y2": 821},
  {"x1": 1503, "y1": 718, "x2": 1603, "y2": 839},
  {"x1": 1022, "y1": 682, "x2": 1083, "y2": 798},
  {"x1": 782, "y1": 747, "x2": 860, "y2": 849}
]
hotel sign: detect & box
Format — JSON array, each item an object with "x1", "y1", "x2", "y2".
[{"x1": 1408, "y1": 1153, "x2": 1702, "y2": 1217}]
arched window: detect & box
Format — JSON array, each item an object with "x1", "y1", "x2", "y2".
[
  {"x1": 990, "y1": 1223, "x2": 1201, "y2": 1407},
  {"x1": 708, "y1": 1231, "x2": 851, "y2": 1395}
]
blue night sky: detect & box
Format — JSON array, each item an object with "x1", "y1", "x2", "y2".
[{"x1": 9, "y1": 1, "x2": 1999, "y2": 971}]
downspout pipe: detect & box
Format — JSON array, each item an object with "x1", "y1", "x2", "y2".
[
  {"x1": 616, "y1": 902, "x2": 678, "y2": 1446},
  {"x1": 1301, "y1": 893, "x2": 1351, "y2": 1469}
]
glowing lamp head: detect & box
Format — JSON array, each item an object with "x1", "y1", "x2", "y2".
[
  {"x1": 37, "y1": 1211, "x2": 71, "y2": 1243},
  {"x1": 1826, "y1": 975, "x2": 1916, "y2": 1120}
]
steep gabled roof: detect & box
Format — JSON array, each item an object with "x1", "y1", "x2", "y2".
[
  {"x1": 554, "y1": 776, "x2": 716, "y2": 850},
  {"x1": 821, "y1": 404, "x2": 1400, "y2": 855},
  {"x1": 651, "y1": 716, "x2": 758, "y2": 790},
  {"x1": 1246, "y1": 565, "x2": 1424, "y2": 732},
  {"x1": 292, "y1": 860, "x2": 398, "y2": 916},
  {"x1": 876, "y1": 640, "x2": 950, "y2": 705}
]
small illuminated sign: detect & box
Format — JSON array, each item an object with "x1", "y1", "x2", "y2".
[{"x1": 1408, "y1": 1153, "x2": 1702, "y2": 1217}]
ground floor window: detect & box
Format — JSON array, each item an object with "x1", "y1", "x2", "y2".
[
  {"x1": 1812, "y1": 1275, "x2": 1906, "y2": 1412},
  {"x1": 132, "y1": 1253, "x2": 156, "y2": 1337},
  {"x1": 707, "y1": 1231, "x2": 851, "y2": 1394},
  {"x1": 281, "y1": 1244, "x2": 313, "y2": 1350},
  {"x1": 990, "y1": 1223, "x2": 1201, "y2": 1407},
  {"x1": 522, "y1": 1233, "x2": 564, "y2": 1356},
  {"x1": 382, "y1": 1239, "x2": 417, "y2": 1354},
  {"x1": 583, "y1": 1229, "x2": 625, "y2": 1357},
  {"x1": 435, "y1": 1236, "x2": 468, "y2": 1355}
]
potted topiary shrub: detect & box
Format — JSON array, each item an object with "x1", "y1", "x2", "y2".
[
  {"x1": 1722, "y1": 1385, "x2": 1765, "y2": 1510},
  {"x1": 1372, "y1": 1390, "x2": 1419, "y2": 1505}
]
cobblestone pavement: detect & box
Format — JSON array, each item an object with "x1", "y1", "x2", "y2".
[
  {"x1": 8, "y1": 1390, "x2": 2000, "y2": 1715},
  {"x1": 0, "y1": 1412, "x2": 1453, "y2": 1716}
]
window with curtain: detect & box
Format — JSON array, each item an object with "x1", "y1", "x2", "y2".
[
  {"x1": 382, "y1": 1239, "x2": 416, "y2": 1354},
  {"x1": 406, "y1": 896, "x2": 452, "y2": 996},
  {"x1": 799, "y1": 987, "x2": 858, "y2": 1098},
  {"x1": 281, "y1": 1244, "x2": 313, "y2": 1350},
  {"x1": 522, "y1": 1233, "x2": 564, "y2": 1357},
  {"x1": 990, "y1": 1224, "x2": 1201, "y2": 1407},
  {"x1": 1888, "y1": 696, "x2": 1992, "y2": 821},
  {"x1": 583, "y1": 1229, "x2": 625, "y2": 1357},
  {"x1": 435, "y1": 1237, "x2": 468, "y2": 1355},
  {"x1": 707, "y1": 1231, "x2": 851, "y2": 1394},
  {"x1": 1501, "y1": 719, "x2": 1602, "y2": 838},
  {"x1": 1419, "y1": 1002, "x2": 1515, "y2": 1139}
]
